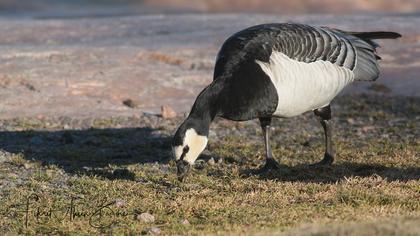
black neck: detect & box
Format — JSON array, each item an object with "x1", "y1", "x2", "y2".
[{"x1": 186, "y1": 79, "x2": 223, "y2": 135}]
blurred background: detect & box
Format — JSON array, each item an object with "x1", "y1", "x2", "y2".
[
  {"x1": 0, "y1": 0, "x2": 418, "y2": 118},
  {"x1": 0, "y1": 0, "x2": 419, "y2": 18}
]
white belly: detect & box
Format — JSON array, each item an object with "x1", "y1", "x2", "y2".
[{"x1": 256, "y1": 51, "x2": 354, "y2": 117}]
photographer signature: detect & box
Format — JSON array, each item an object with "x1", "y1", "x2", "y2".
[{"x1": 3, "y1": 193, "x2": 135, "y2": 228}]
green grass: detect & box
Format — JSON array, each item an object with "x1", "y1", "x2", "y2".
[{"x1": 0, "y1": 94, "x2": 419, "y2": 235}]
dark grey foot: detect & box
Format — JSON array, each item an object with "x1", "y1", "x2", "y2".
[
  {"x1": 310, "y1": 153, "x2": 334, "y2": 166},
  {"x1": 253, "y1": 158, "x2": 281, "y2": 174}
]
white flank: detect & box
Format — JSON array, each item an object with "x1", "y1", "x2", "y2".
[
  {"x1": 256, "y1": 51, "x2": 354, "y2": 117},
  {"x1": 173, "y1": 128, "x2": 208, "y2": 164}
]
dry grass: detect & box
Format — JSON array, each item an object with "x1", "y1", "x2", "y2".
[{"x1": 0, "y1": 94, "x2": 419, "y2": 235}]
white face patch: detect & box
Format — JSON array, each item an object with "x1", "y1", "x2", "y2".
[{"x1": 173, "y1": 128, "x2": 208, "y2": 165}]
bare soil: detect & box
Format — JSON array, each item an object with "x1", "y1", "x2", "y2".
[{"x1": 0, "y1": 14, "x2": 419, "y2": 119}]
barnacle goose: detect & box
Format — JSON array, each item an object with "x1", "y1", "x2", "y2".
[{"x1": 172, "y1": 23, "x2": 401, "y2": 181}]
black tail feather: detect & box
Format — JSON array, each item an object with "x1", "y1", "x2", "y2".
[
  {"x1": 349, "y1": 31, "x2": 402, "y2": 40},
  {"x1": 340, "y1": 31, "x2": 401, "y2": 49}
]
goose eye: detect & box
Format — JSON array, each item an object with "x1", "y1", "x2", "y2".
[{"x1": 183, "y1": 145, "x2": 190, "y2": 153}]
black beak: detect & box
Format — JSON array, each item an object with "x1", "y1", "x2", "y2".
[{"x1": 176, "y1": 160, "x2": 191, "y2": 182}]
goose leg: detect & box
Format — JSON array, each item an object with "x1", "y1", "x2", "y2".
[
  {"x1": 255, "y1": 117, "x2": 281, "y2": 173},
  {"x1": 312, "y1": 105, "x2": 334, "y2": 166}
]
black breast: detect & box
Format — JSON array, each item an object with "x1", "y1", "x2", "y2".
[
  {"x1": 215, "y1": 60, "x2": 278, "y2": 121},
  {"x1": 213, "y1": 25, "x2": 285, "y2": 121}
]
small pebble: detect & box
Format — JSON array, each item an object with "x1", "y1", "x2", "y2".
[
  {"x1": 137, "y1": 212, "x2": 155, "y2": 223},
  {"x1": 115, "y1": 199, "x2": 125, "y2": 208},
  {"x1": 181, "y1": 219, "x2": 190, "y2": 225},
  {"x1": 161, "y1": 105, "x2": 177, "y2": 119},
  {"x1": 361, "y1": 126, "x2": 375, "y2": 132},
  {"x1": 146, "y1": 227, "x2": 161, "y2": 234},
  {"x1": 207, "y1": 157, "x2": 215, "y2": 166},
  {"x1": 24, "y1": 163, "x2": 34, "y2": 169},
  {"x1": 347, "y1": 118, "x2": 355, "y2": 124}
]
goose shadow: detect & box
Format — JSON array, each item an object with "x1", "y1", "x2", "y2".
[
  {"x1": 2, "y1": 126, "x2": 418, "y2": 183},
  {"x1": 1, "y1": 126, "x2": 419, "y2": 183},
  {"x1": 238, "y1": 162, "x2": 420, "y2": 183},
  {"x1": 2, "y1": 124, "x2": 419, "y2": 183},
  {"x1": 0, "y1": 127, "x2": 172, "y2": 180}
]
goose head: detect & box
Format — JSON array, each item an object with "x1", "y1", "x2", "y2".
[{"x1": 172, "y1": 120, "x2": 208, "y2": 182}]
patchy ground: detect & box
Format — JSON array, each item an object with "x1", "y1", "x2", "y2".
[{"x1": 0, "y1": 94, "x2": 419, "y2": 235}]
